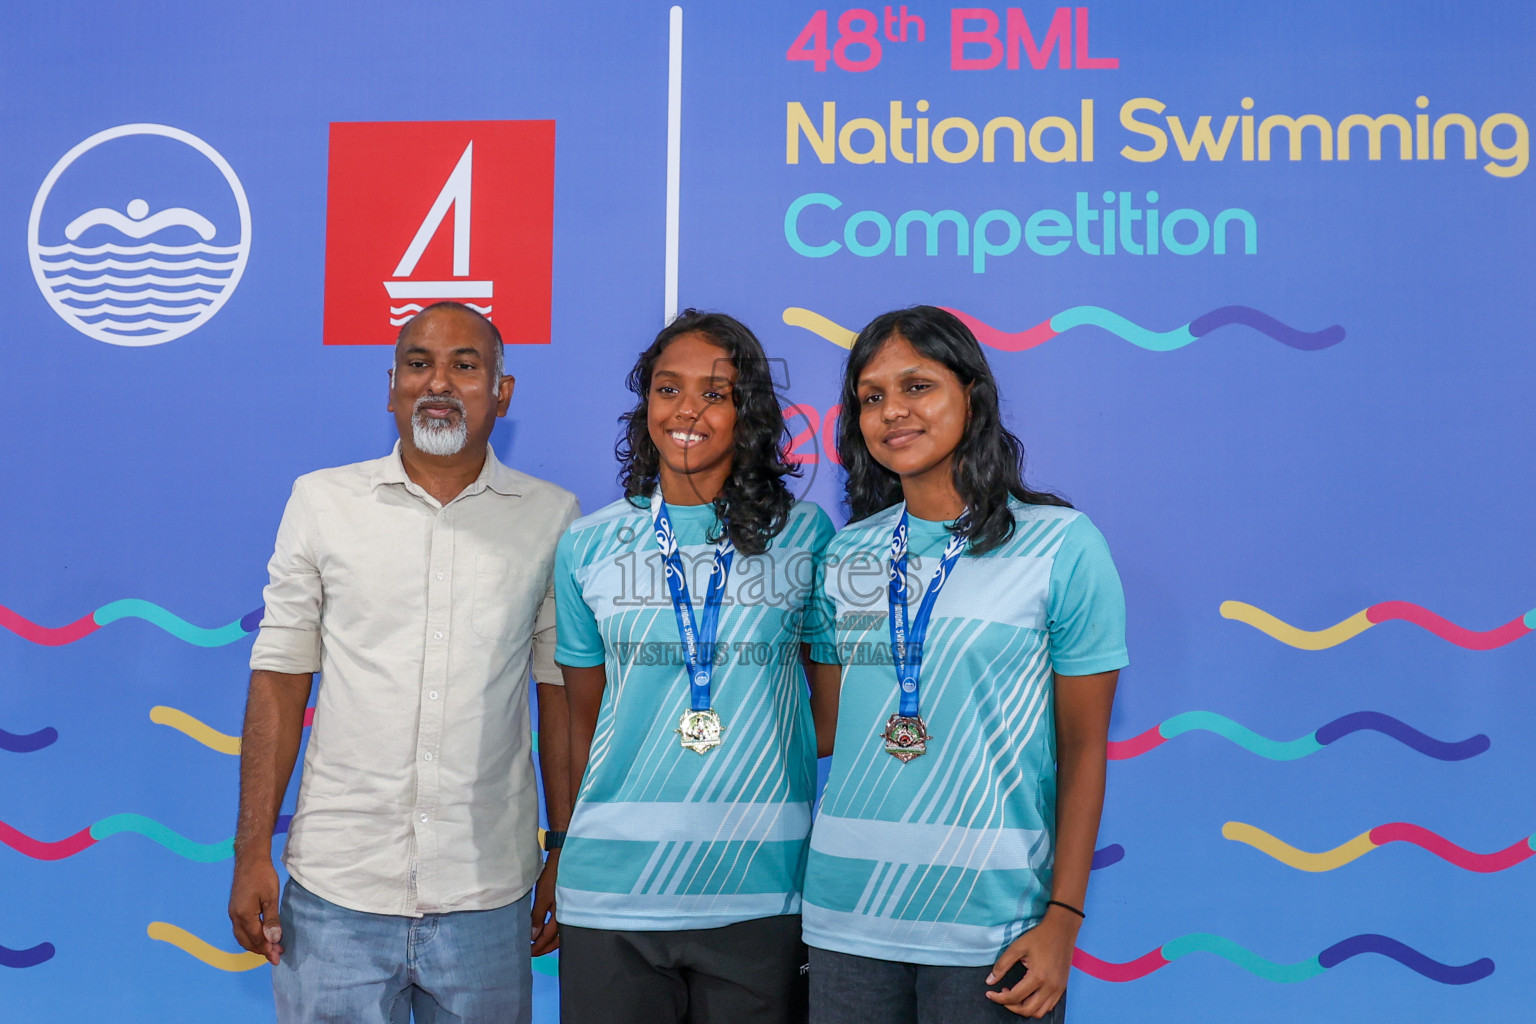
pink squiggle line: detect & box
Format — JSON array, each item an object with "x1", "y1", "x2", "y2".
[
  {"x1": 946, "y1": 309, "x2": 1057, "y2": 351},
  {"x1": 1369, "y1": 823, "x2": 1535, "y2": 873},
  {"x1": 1367, "y1": 602, "x2": 1532, "y2": 651}
]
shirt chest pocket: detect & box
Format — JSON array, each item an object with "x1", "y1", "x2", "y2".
[{"x1": 472, "y1": 553, "x2": 534, "y2": 644}]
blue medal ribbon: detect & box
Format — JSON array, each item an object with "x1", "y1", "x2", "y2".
[
  {"x1": 888, "y1": 509, "x2": 968, "y2": 718},
  {"x1": 650, "y1": 497, "x2": 735, "y2": 713}
]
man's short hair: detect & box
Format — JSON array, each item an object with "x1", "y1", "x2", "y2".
[{"x1": 394, "y1": 301, "x2": 505, "y2": 379}]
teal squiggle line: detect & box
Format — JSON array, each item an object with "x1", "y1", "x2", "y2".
[
  {"x1": 89, "y1": 814, "x2": 234, "y2": 862},
  {"x1": 92, "y1": 600, "x2": 250, "y2": 648},
  {"x1": 1162, "y1": 934, "x2": 1327, "y2": 983},
  {"x1": 1160, "y1": 712, "x2": 1324, "y2": 761},
  {"x1": 1049, "y1": 307, "x2": 1196, "y2": 352}
]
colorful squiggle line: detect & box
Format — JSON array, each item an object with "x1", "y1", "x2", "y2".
[
  {"x1": 0, "y1": 941, "x2": 55, "y2": 969},
  {"x1": 1072, "y1": 934, "x2": 1493, "y2": 985},
  {"x1": 1221, "y1": 600, "x2": 1535, "y2": 651},
  {"x1": 1224, "y1": 821, "x2": 1536, "y2": 873},
  {"x1": 0, "y1": 600, "x2": 262, "y2": 647},
  {"x1": 1090, "y1": 844, "x2": 1124, "y2": 870},
  {"x1": 6, "y1": 793, "x2": 1106, "y2": 874},
  {"x1": 0, "y1": 814, "x2": 295, "y2": 863},
  {"x1": 151, "y1": 705, "x2": 314, "y2": 755},
  {"x1": 1109, "y1": 711, "x2": 1488, "y2": 762},
  {"x1": 0, "y1": 727, "x2": 58, "y2": 754},
  {"x1": 0, "y1": 814, "x2": 230, "y2": 862},
  {"x1": 783, "y1": 306, "x2": 1344, "y2": 352},
  {"x1": 148, "y1": 921, "x2": 559, "y2": 976},
  {"x1": 147, "y1": 922, "x2": 265, "y2": 972}
]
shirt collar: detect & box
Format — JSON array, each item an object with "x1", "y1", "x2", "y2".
[
  {"x1": 483, "y1": 448, "x2": 522, "y2": 496},
  {"x1": 370, "y1": 441, "x2": 522, "y2": 497}
]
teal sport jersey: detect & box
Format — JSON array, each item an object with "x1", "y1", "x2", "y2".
[
  {"x1": 554, "y1": 496, "x2": 836, "y2": 930},
  {"x1": 802, "y1": 501, "x2": 1128, "y2": 966}
]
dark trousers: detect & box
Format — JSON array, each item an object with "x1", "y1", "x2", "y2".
[
  {"x1": 807, "y1": 946, "x2": 1066, "y2": 1024},
  {"x1": 560, "y1": 915, "x2": 808, "y2": 1024}
]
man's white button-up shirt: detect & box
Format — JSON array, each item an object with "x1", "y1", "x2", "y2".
[{"x1": 250, "y1": 443, "x2": 578, "y2": 916}]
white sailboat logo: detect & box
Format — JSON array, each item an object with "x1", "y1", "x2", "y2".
[
  {"x1": 28, "y1": 124, "x2": 251, "y2": 347},
  {"x1": 385, "y1": 141, "x2": 493, "y2": 327}
]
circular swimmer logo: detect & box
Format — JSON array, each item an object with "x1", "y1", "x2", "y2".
[{"x1": 28, "y1": 124, "x2": 251, "y2": 347}]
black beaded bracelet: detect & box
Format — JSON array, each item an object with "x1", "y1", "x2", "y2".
[{"x1": 1047, "y1": 899, "x2": 1085, "y2": 919}]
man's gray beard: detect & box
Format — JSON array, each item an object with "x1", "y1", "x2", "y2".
[{"x1": 411, "y1": 397, "x2": 470, "y2": 456}]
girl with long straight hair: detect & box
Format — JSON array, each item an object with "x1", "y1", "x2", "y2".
[
  {"x1": 802, "y1": 305, "x2": 1127, "y2": 1023},
  {"x1": 555, "y1": 310, "x2": 840, "y2": 1024}
]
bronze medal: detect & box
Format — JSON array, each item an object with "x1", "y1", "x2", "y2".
[{"x1": 882, "y1": 713, "x2": 931, "y2": 762}]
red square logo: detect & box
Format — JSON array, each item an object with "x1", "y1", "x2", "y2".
[{"x1": 323, "y1": 120, "x2": 554, "y2": 344}]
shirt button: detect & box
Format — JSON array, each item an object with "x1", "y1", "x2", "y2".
[
  {"x1": 434, "y1": 630, "x2": 443, "y2": 640},
  {"x1": 429, "y1": 691, "x2": 439, "y2": 700},
  {"x1": 423, "y1": 752, "x2": 433, "y2": 761},
  {"x1": 436, "y1": 572, "x2": 444, "y2": 581},
  {"x1": 419, "y1": 813, "x2": 430, "y2": 823}
]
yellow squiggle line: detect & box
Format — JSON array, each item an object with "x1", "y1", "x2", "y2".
[
  {"x1": 1222, "y1": 821, "x2": 1378, "y2": 872},
  {"x1": 147, "y1": 922, "x2": 266, "y2": 971},
  {"x1": 150, "y1": 706, "x2": 240, "y2": 755},
  {"x1": 783, "y1": 308, "x2": 856, "y2": 349},
  {"x1": 1219, "y1": 602, "x2": 1374, "y2": 651}
]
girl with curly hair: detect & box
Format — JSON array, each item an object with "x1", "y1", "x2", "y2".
[
  {"x1": 554, "y1": 310, "x2": 840, "y2": 1024},
  {"x1": 802, "y1": 306, "x2": 1127, "y2": 1023}
]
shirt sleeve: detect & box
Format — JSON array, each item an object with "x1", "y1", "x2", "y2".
[
  {"x1": 531, "y1": 494, "x2": 581, "y2": 685},
  {"x1": 1046, "y1": 515, "x2": 1129, "y2": 677},
  {"x1": 802, "y1": 506, "x2": 840, "y2": 665},
  {"x1": 249, "y1": 478, "x2": 324, "y2": 674},
  {"x1": 553, "y1": 521, "x2": 606, "y2": 669}
]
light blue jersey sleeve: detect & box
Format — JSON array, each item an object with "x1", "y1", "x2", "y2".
[
  {"x1": 802, "y1": 505, "x2": 839, "y2": 664},
  {"x1": 1046, "y1": 515, "x2": 1129, "y2": 676},
  {"x1": 554, "y1": 527, "x2": 605, "y2": 668}
]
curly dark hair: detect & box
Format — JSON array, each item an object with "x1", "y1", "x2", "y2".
[
  {"x1": 617, "y1": 309, "x2": 798, "y2": 556},
  {"x1": 837, "y1": 305, "x2": 1070, "y2": 555}
]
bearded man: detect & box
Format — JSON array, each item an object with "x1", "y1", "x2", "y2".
[{"x1": 230, "y1": 301, "x2": 577, "y2": 1023}]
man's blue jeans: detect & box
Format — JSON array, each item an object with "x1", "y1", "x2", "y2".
[{"x1": 273, "y1": 878, "x2": 532, "y2": 1024}]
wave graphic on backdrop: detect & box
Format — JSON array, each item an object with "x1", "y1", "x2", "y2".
[
  {"x1": 389, "y1": 301, "x2": 493, "y2": 326},
  {"x1": 0, "y1": 813, "x2": 294, "y2": 863},
  {"x1": 0, "y1": 940, "x2": 56, "y2": 969},
  {"x1": 36, "y1": 223, "x2": 241, "y2": 340},
  {"x1": 147, "y1": 923, "x2": 265, "y2": 972},
  {"x1": 783, "y1": 306, "x2": 1345, "y2": 352},
  {"x1": 0, "y1": 727, "x2": 59, "y2": 754},
  {"x1": 1109, "y1": 711, "x2": 1489, "y2": 762},
  {"x1": 29, "y1": 125, "x2": 251, "y2": 347},
  {"x1": 0, "y1": 601, "x2": 262, "y2": 647},
  {"x1": 1073, "y1": 935, "x2": 1493, "y2": 985},
  {"x1": 151, "y1": 705, "x2": 315, "y2": 755},
  {"x1": 1221, "y1": 600, "x2": 1534, "y2": 650},
  {"x1": 1223, "y1": 821, "x2": 1536, "y2": 873}
]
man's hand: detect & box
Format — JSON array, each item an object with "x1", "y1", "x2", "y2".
[
  {"x1": 229, "y1": 858, "x2": 284, "y2": 966},
  {"x1": 530, "y1": 849, "x2": 560, "y2": 956},
  {"x1": 230, "y1": 669, "x2": 311, "y2": 968},
  {"x1": 984, "y1": 907, "x2": 1080, "y2": 1018}
]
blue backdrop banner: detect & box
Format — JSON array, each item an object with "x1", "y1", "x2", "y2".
[{"x1": 2, "y1": 2, "x2": 1532, "y2": 1021}]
